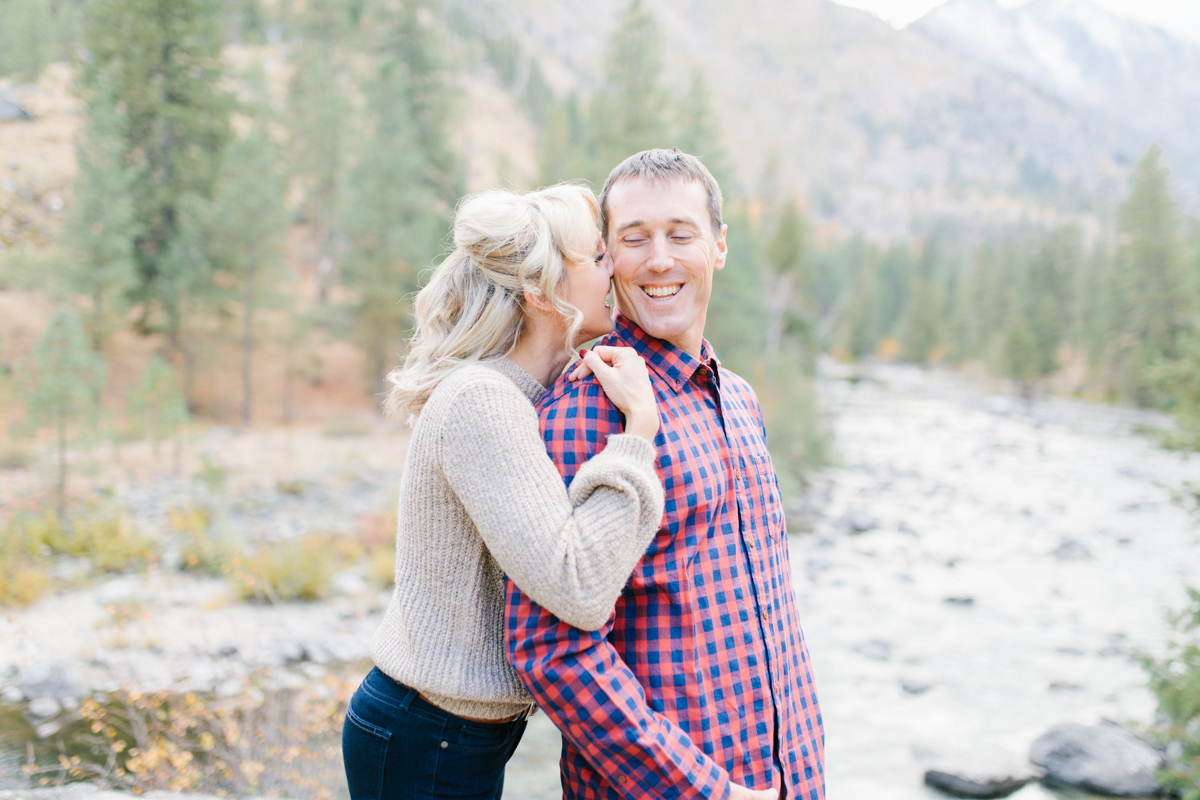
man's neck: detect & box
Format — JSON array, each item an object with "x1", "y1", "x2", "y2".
[{"x1": 619, "y1": 314, "x2": 705, "y2": 360}]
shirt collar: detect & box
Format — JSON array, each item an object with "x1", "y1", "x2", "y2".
[{"x1": 610, "y1": 313, "x2": 719, "y2": 393}]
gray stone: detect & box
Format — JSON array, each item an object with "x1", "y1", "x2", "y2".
[
  {"x1": 1030, "y1": 722, "x2": 1162, "y2": 796},
  {"x1": 837, "y1": 508, "x2": 879, "y2": 534},
  {"x1": 0, "y1": 94, "x2": 33, "y2": 122},
  {"x1": 1052, "y1": 538, "x2": 1092, "y2": 561},
  {"x1": 27, "y1": 696, "x2": 61, "y2": 718},
  {"x1": 18, "y1": 658, "x2": 86, "y2": 704},
  {"x1": 854, "y1": 639, "x2": 892, "y2": 661},
  {"x1": 924, "y1": 769, "x2": 1032, "y2": 798}
]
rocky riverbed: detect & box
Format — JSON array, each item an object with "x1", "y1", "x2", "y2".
[
  {"x1": 2, "y1": 365, "x2": 1198, "y2": 798},
  {"x1": 507, "y1": 364, "x2": 1200, "y2": 799}
]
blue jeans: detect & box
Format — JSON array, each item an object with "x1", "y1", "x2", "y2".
[{"x1": 342, "y1": 667, "x2": 527, "y2": 800}]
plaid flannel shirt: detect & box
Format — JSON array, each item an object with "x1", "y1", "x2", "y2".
[{"x1": 505, "y1": 314, "x2": 825, "y2": 800}]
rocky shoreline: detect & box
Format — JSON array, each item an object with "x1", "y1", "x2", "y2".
[{"x1": 2, "y1": 365, "x2": 1198, "y2": 798}]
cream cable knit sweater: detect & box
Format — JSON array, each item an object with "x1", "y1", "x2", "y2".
[{"x1": 370, "y1": 357, "x2": 664, "y2": 720}]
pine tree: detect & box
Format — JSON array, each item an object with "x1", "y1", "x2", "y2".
[
  {"x1": 158, "y1": 191, "x2": 218, "y2": 410},
  {"x1": 0, "y1": 0, "x2": 54, "y2": 80},
  {"x1": 25, "y1": 308, "x2": 105, "y2": 518},
  {"x1": 523, "y1": 60, "x2": 554, "y2": 129},
  {"x1": 674, "y1": 71, "x2": 731, "y2": 189},
  {"x1": 898, "y1": 276, "x2": 942, "y2": 364},
  {"x1": 1114, "y1": 144, "x2": 1185, "y2": 401},
  {"x1": 287, "y1": 0, "x2": 352, "y2": 303},
  {"x1": 341, "y1": 60, "x2": 445, "y2": 393},
  {"x1": 62, "y1": 70, "x2": 141, "y2": 352},
  {"x1": 81, "y1": 0, "x2": 233, "y2": 344},
  {"x1": 595, "y1": 0, "x2": 671, "y2": 167},
  {"x1": 126, "y1": 354, "x2": 188, "y2": 464},
  {"x1": 207, "y1": 122, "x2": 290, "y2": 424},
  {"x1": 764, "y1": 199, "x2": 815, "y2": 367},
  {"x1": 369, "y1": 0, "x2": 461, "y2": 205},
  {"x1": 538, "y1": 93, "x2": 590, "y2": 187}
]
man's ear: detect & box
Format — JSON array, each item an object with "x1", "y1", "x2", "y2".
[{"x1": 713, "y1": 223, "x2": 729, "y2": 271}]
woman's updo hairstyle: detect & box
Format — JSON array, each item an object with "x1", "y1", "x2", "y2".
[{"x1": 383, "y1": 183, "x2": 600, "y2": 424}]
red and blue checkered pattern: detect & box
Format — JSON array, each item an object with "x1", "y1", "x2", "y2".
[{"x1": 505, "y1": 314, "x2": 824, "y2": 800}]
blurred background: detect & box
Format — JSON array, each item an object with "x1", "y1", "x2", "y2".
[{"x1": 0, "y1": 0, "x2": 1198, "y2": 798}]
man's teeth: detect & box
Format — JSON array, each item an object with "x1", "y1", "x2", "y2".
[{"x1": 643, "y1": 285, "x2": 682, "y2": 298}]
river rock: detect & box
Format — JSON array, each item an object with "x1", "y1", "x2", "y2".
[
  {"x1": 0, "y1": 93, "x2": 33, "y2": 122},
  {"x1": 837, "y1": 507, "x2": 879, "y2": 534},
  {"x1": 27, "y1": 696, "x2": 61, "y2": 718},
  {"x1": 0, "y1": 787, "x2": 299, "y2": 800},
  {"x1": 1052, "y1": 538, "x2": 1092, "y2": 561},
  {"x1": 18, "y1": 658, "x2": 86, "y2": 704},
  {"x1": 1029, "y1": 723, "x2": 1162, "y2": 796},
  {"x1": 924, "y1": 769, "x2": 1032, "y2": 798}
]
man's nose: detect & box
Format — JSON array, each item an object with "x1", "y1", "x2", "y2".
[{"x1": 646, "y1": 235, "x2": 673, "y2": 271}]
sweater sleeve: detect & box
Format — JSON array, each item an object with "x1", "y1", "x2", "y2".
[{"x1": 439, "y1": 375, "x2": 664, "y2": 631}]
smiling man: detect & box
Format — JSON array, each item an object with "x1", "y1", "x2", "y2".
[{"x1": 506, "y1": 149, "x2": 825, "y2": 800}]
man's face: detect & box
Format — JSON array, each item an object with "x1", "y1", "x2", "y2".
[{"x1": 605, "y1": 177, "x2": 727, "y2": 358}]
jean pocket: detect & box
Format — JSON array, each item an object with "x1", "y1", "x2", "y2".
[
  {"x1": 447, "y1": 719, "x2": 518, "y2": 753},
  {"x1": 433, "y1": 719, "x2": 526, "y2": 796},
  {"x1": 342, "y1": 705, "x2": 391, "y2": 800}
]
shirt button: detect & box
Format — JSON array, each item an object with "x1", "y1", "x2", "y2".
[
  {"x1": 762, "y1": 608, "x2": 769, "y2": 619},
  {"x1": 440, "y1": 741, "x2": 448, "y2": 749},
  {"x1": 734, "y1": 469, "x2": 742, "y2": 482},
  {"x1": 618, "y1": 776, "x2": 628, "y2": 785}
]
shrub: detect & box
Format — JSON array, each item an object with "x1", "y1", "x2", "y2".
[
  {"x1": 368, "y1": 546, "x2": 395, "y2": 589},
  {"x1": 227, "y1": 533, "x2": 334, "y2": 603},
  {"x1": 20, "y1": 671, "x2": 355, "y2": 798},
  {"x1": 169, "y1": 505, "x2": 238, "y2": 577},
  {"x1": 36, "y1": 512, "x2": 157, "y2": 574},
  {"x1": 0, "y1": 558, "x2": 51, "y2": 607},
  {"x1": 1139, "y1": 586, "x2": 1200, "y2": 799},
  {"x1": 0, "y1": 444, "x2": 33, "y2": 471}
]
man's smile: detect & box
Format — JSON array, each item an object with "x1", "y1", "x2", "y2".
[{"x1": 641, "y1": 284, "x2": 682, "y2": 298}]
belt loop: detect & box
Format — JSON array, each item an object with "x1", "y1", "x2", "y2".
[{"x1": 396, "y1": 683, "x2": 418, "y2": 711}]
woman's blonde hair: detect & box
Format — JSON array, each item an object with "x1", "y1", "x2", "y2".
[{"x1": 383, "y1": 183, "x2": 600, "y2": 424}]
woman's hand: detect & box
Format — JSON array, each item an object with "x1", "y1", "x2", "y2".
[
  {"x1": 729, "y1": 784, "x2": 778, "y2": 800},
  {"x1": 569, "y1": 346, "x2": 659, "y2": 442}
]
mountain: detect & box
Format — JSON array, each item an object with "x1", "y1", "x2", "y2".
[
  {"x1": 912, "y1": 0, "x2": 1200, "y2": 208},
  {"x1": 452, "y1": 0, "x2": 1199, "y2": 238}
]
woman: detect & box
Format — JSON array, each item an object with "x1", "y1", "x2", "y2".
[{"x1": 342, "y1": 184, "x2": 664, "y2": 799}]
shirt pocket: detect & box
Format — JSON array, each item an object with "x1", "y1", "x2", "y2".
[{"x1": 743, "y1": 451, "x2": 786, "y2": 543}]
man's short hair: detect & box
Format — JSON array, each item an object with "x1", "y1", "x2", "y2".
[{"x1": 598, "y1": 148, "x2": 724, "y2": 238}]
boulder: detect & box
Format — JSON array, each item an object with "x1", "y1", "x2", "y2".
[
  {"x1": 836, "y1": 507, "x2": 879, "y2": 534},
  {"x1": 0, "y1": 93, "x2": 33, "y2": 122},
  {"x1": 18, "y1": 658, "x2": 86, "y2": 705},
  {"x1": 1030, "y1": 723, "x2": 1162, "y2": 796},
  {"x1": 924, "y1": 770, "x2": 1032, "y2": 798},
  {"x1": 1052, "y1": 538, "x2": 1092, "y2": 561}
]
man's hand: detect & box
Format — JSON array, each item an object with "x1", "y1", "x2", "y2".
[{"x1": 729, "y1": 783, "x2": 778, "y2": 800}]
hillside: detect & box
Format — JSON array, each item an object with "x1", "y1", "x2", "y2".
[{"x1": 460, "y1": 0, "x2": 1197, "y2": 238}]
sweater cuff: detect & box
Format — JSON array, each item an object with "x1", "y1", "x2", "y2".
[{"x1": 602, "y1": 433, "x2": 658, "y2": 468}]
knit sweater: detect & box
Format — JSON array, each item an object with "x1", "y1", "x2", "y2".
[{"x1": 370, "y1": 357, "x2": 664, "y2": 720}]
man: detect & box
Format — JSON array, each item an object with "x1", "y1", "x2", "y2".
[{"x1": 506, "y1": 149, "x2": 824, "y2": 800}]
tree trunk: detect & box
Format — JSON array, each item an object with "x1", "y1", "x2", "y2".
[
  {"x1": 282, "y1": 338, "x2": 294, "y2": 425},
  {"x1": 91, "y1": 284, "x2": 104, "y2": 353},
  {"x1": 242, "y1": 273, "x2": 255, "y2": 425},
  {"x1": 56, "y1": 411, "x2": 67, "y2": 520}
]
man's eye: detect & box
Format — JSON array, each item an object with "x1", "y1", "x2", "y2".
[
  {"x1": 624, "y1": 237, "x2": 647, "y2": 245},
  {"x1": 672, "y1": 234, "x2": 695, "y2": 243}
]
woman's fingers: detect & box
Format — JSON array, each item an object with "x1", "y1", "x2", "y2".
[{"x1": 567, "y1": 346, "x2": 638, "y2": 381}]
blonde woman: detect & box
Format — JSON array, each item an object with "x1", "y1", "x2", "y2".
[{"x1": 342, "y1": 184, "x2": 664, "y2": 800}]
